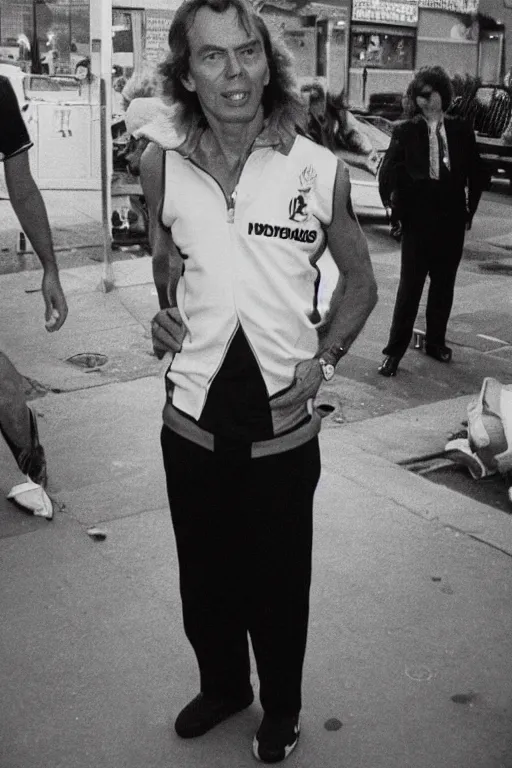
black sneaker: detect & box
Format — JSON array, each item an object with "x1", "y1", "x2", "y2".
[
  {"x1": 174, "y1": 690, "x2": 254, "y2": 738},
  {"x1": 253, "y1": 713, "x2": 300, "y2": 763}
]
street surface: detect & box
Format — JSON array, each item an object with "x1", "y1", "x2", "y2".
[{"x1": 319, "y1": 181, "x2": 512, "y2": 424}]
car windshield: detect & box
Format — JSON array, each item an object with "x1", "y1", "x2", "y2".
[
  {"x1": 27, "y1": 77, "x2": 61, "y2": 92},
  {"x1": 356, "y1": 115, "x2": 395, "y2": 139}
]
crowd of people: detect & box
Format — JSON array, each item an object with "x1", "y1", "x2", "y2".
[{"x1": 1, "y1": 0, "x2": 486, "y2": 763}]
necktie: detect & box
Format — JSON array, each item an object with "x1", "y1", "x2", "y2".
[{"x1": 436, "y1": 125, "x2": 449, "y2": 178}]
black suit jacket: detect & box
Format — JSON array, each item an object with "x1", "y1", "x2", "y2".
[{"x1": 378, "y1": 114, "x2": 484, "y2": 224}]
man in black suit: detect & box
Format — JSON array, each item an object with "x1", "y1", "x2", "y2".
[{"x1": 377, "y1": 66, "x2": 484, "y2": 377}]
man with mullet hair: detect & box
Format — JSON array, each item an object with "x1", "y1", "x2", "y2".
[{"x1": 140, "y1": 0, "x2": 377, "y2": 761}]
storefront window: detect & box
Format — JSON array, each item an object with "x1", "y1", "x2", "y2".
[
  {"x1": 350, "y1": 27, "x2": 415, "y2": 69},
  {"x1": 112, "y1": 8, "x2": 144, "y2": 77},
  {"x1": 0, "y1": 1, "x2": 90, "y2": 76},
  {"x1": 0, "y1": 0, "x2": 92, "y2": 105}
]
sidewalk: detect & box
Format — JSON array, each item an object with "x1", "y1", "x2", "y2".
[
  {"x1": 0, "y1": 190, "x2": 105, "y2": 274},
  {"x1": 463, "y1": 195, "x2": 512, "y2": 272},
  {"x1": 0, "y1": 257, "x2": 511, "y2": 767}
]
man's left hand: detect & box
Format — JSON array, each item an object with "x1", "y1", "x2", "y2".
[
  {"x1": 42, "y1": 268, "x2": 68, "y2": 332},
  {"x1": 270, "y1": 359, "x2": 323, "y2": 411}
]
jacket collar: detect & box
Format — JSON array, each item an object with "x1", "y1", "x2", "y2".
[{"x1": 134, "y1": 103, "x2": 296, "y2": 157}]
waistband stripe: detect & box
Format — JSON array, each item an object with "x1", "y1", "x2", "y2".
[{"x1": 162, "y1": 402, "x2": 322, "y2": 457}]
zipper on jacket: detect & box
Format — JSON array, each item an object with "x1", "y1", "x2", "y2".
[
  {"x1": 227, "y1": 186, "x2": 238, "y2": 224},
  {"x1": 184, "y1": 154, "x2": 242, "y2": 224},
  {"x1": 201, "y1": 321, "x2": 240, "y2": 411}
]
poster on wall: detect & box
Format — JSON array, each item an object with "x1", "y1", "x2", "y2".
[
  {"x1": 418, "y1": 0, "x2": 478, "y2": 11},
  {"x1": 352, "y1": 0, "x2": 418, "y2": 26},
  {"x1": 144, "y1": 10, "x2": 174, "y2": 65}
]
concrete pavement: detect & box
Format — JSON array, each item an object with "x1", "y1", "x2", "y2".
[
  {"x1": 0, "y1": 190, "x2": 104, "y2": 274},
  {"x1": 1, "y1": 252, "x2": 512, "y2": 767}
]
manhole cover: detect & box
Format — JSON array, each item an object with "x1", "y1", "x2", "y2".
[{"x1": 65, "y1": 353, "x2": 108, "y2": 370}]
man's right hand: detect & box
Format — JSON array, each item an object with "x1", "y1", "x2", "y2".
[
  {"x1": 42, "y1": 267, "x2": 68, "y2": 331},
  {"x1": 151, "y1": 307, "x2": 186, "y2": 360}
]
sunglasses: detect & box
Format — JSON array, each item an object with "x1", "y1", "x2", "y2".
[{"x1": 417, "y1": 89, "x2": 434, "y2": 99}]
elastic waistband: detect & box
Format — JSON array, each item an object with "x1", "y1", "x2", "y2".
[{"x1": 162, "y1": 401, "x2": 323, "y2": 457}]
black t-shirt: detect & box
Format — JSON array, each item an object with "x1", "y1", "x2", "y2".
[
  {"x1": 0, "y1": 75, "x2": 33, "y2": 161},
  {"x1": 198, "y1": 326, "x2": 274, "y2": 443}
]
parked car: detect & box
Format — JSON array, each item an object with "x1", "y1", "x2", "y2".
[
  {"x1": 0, "y1": 62, "x2": 28, "y2": 110},
  {"x1": 337, "y1": 113, "x2": 392, "y2": 217},
  {"x1": 0, "y1": 62, "x2": 80, "y2": 110},
  {"x1": 448, "y1": 83, "x2": 512, "y2": 187},
  {"x1": 367, "y1": 91, "x2": 404, "y2": 121}
]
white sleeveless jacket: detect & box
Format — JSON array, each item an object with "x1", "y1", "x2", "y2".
[{"x1": 160, "y1": 134, "x2": 338, "y2": 436}]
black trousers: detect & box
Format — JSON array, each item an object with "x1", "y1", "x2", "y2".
[
  {"x1": 383, "y1": 212, "x2": 466, "y2": 360},
  {"x1": 161, "y1": 426, "x2": 321, "y2": 716}
]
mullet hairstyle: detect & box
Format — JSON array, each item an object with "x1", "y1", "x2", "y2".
[
  {"x1": 159, "y1": 0, "x2": 307, "y2": 134},
  {"x1": 405, "y1": 65, "x2": 454, "y2": 117}
]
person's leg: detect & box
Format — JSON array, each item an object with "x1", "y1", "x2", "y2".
[
  {"x1": 425, "y1": 220, "x2": 466, "y2": 349},
  {"x1": 0, "y1": 351, "x2": 31, "y2": 450},
  {"x1": 0, "y1": 351, "x2": 46, "y2": 486},
  {"x1": 382, "y1": 228, "x2": 429, "y2": 360},
  {"x1": 246, "y1": 438, "x2": 321, "y2": 717},
  {"x1": 161, "y1": 427, "x2": 252, "y2": 700}
]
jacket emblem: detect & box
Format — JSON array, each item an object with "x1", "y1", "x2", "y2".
[{"x1": 289, "y1": 165, "x2": 317, "y2": 223}]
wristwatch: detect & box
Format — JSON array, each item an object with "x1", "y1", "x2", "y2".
[
  {"x1": 319, "y1": 357, "x2": 335, "y2": 381},
  {"x1": 318, "y1": 344, "x2": 348, "y2": 382}
]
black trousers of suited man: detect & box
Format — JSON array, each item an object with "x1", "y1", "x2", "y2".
[{"x1": 382, "y1": 178, "x2": 466, "y2": 360}]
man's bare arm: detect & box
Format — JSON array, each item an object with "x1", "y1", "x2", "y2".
[
  {"x1": 318, "y1": 161, "x2": 378, "y2": 360},
  {"x1": 140, "y1": 142, "x2": 183, "y2": 310},
  {"x1": 270, "y1": 161, "x2": 377, "y2": 412},
  {"x1": 5, "y1": 151, "x2": 67, "y2": 330},
  {"x1": 5, "y1": 151, "x2": 58, "y2": 273}
]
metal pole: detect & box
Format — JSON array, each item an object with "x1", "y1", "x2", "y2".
[
  {"x1": 31, "y1": 0, "x2": 40, "y2": 74},
  {"x1": 345, "y1": 0, "x2": 352, "y2": 102},
  {"x1": 68, "y1": 0, "x2": 72, "y2": 68},
  {"x1": 99, "y1": 78, "x2": 114, "y2": 292},
  {"x1": 99, "y1": 0, "x2": 114, "y2": 292}
]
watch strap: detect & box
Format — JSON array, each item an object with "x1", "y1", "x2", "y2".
[{"x1": 318, "y1": 343, "x2": 348, "y2": 366}]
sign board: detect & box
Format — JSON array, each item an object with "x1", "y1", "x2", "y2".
[
  {"x1": 418, "y1": 0, "x2": 478, "y2": 10},
  {"x1": 144, "y1": 10, "x2": 174, "y2": 64},
  {"x1": 352, "y1": 0, "x2": 418, "y2": 25},
  {"x1": 303, "y1": 2, "x2": 348, "y2": 18}
]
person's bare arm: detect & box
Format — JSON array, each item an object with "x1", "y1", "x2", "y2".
[
  {"x1": 150, "y1": 227, "x2": 187, "y2": 359},
  {"x1": 5, "y1": 151, "x2": 67, "y2": 330},
  {"x1": 271, "y1": 161, "x2": 377, "y2": 410},
  {"x1": 140, "y1": 143, "x2": 187, "y2": 357},
  {"x1": 140, "y1": 141, "x2": 183, "y2": 310},
  {"x1": 317, "y1": 161, "x2": 378, "y2": 358},
  {"x1": 140, "y1": 141, "x2": 163, "y2": 251}
]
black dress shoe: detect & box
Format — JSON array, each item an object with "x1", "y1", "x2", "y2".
[
  {"x1": 425, "y1": 343, "x2": 452, "y2": 363},
  {"x1": 378, "y1": 356, "x2": 400, "y2": 377},
  {"x1": 175, "y1": 690, "x2": 254, "y2": 738}
]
